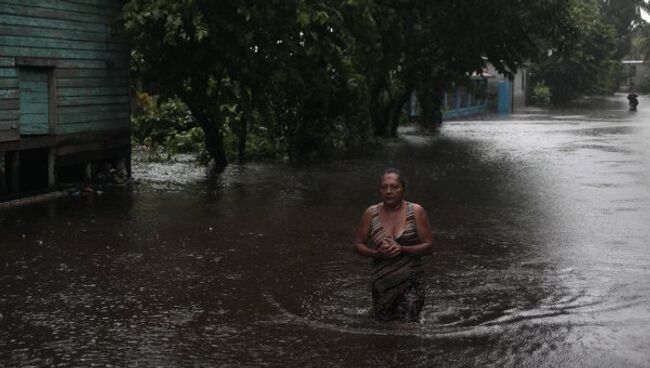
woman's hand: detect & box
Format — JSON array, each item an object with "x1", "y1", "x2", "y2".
[{"x1": 378, "y1": 236, "x2": 402, "y2": 258}]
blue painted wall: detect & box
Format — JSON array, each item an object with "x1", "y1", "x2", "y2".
[
  {"x1": 408, "y1": 78, "x2": 489, "y2": 121},
  {"x1": 497, "y1": 80, "x2": 511, "y2": 114},
  {"x1": 442, "y1": 79, "x2": 488, "y2": 119}
]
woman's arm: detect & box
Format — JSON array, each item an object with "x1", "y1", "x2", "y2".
[
  {"x1": 399, "y1": 203, "x2": 433, "y2": 256},
  {"x1": 353, "y1": 207, "x2": 400, "y2": 258}
]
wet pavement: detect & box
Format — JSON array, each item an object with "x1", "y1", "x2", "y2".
[{"x1": 1, "y1": 94, "x2": 649, "y2": 367}]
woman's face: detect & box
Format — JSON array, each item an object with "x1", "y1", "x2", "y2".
[{"x1": 379, "y1": 173, "x2": 404, "y2": 206}]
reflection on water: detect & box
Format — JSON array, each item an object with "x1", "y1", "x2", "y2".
[{"x1": 1, "y1": 95, "x2": 650, "y2": 367}]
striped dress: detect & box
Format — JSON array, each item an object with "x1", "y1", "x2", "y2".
[{"x1": 369, "y1": 201, "x2": 425, "y2": 321}]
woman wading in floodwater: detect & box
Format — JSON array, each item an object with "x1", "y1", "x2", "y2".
[{"x1": 353, "y1": 168, "x2": 433, "y2": 321}]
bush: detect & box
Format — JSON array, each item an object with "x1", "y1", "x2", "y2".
[
  {"x1": 531, "y1": 82, "x2": 552, "y2": 106},
  {"x1": 131, "y1": 92, "x2": 205, "y2": 161},
  {"x1": 131, "y1": 91, "x2": 377, "y2": 164}
]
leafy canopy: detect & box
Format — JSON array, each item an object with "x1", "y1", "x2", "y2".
[{"x1": 121, "y1": 0, "x2": 573, "y2": 167}]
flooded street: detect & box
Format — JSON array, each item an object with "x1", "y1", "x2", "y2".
[{"x1": 1, "y1": 95, "x2": 649, "y2": 367}]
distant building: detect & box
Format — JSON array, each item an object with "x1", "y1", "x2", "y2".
[
  {"x1": 0, "y1": 0, "x2": 130, "y2": 199},
  {"x1": 621, "y1": 60, "x2": 648, "y2": 92},
  {"x1": 407, "y1": 63, "x2": 529, "y2": 121},
  {"x1": 484, "y1": 63, "x2": 529, "y2": 112}
]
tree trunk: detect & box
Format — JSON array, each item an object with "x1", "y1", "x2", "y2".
[
  {"x1": 370, "y1": 79, "x2": 390, "y2": 137},
  {"x1": 372, "y1": 107, "x2": 389, "y2": 137},
  {"x1": 199, "y1": 119, "x2": 227, "y2": 171},
  {"x1": 418, "y1": 88, "x2": 442, "y2": 128},
  {"x1": 183, "y1": 99, "x2": 228, "y2": 171},
  {"x1": 238, "y1": 114, "x2": 247, "y2": 164},
  {"x1": 389, "y1": 94, "x2": 408, "y2": 137}
]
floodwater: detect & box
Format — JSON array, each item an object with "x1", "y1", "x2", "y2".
[{"x1": 1, "y1": 94, "x2": 649, "y2": 367}]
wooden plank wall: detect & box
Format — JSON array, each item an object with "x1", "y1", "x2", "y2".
[
  {"x1": 0, "y1": 57, "x2": 19, "y2": 142},
  {"x1": 0, "y1": 0, "x2": 130, "y2": 142},
  {"x1": 19, "y1": 68, "x2": 50, "y2": 134}
]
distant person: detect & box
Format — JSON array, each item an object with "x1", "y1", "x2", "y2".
[
  {"x1": 627, "y1": 92, "x2": 639, "y2": 111},
  {"x1": 353, "y1": 168, "x2": 433, "y2": 321}
]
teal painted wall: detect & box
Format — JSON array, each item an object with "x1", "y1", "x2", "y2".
[
  {"x1": 0, "y1": 57, "x2": 19, "y2": 142},
  {"x1": 19, "y1": 68, "x2": 50, "y2": 135},
  {"x1": 0, "y1": 0, "x2": 129, "y2": 142}
]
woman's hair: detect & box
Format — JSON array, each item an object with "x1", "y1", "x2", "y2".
[{"x1": 378, "y1": 168, "x2": 406, "y2": 190}]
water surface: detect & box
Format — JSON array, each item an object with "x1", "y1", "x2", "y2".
[{"x1": 1, "y1": 95, "x2": 649, "y2": 367}]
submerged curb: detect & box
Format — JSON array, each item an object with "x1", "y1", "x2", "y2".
[{"x1": 0, "y1": 189, "x2": 75, "y2": 209}]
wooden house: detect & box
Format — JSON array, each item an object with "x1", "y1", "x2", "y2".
[{"x1": 0, "y1": 0, "x2": 130, "y2": 198}]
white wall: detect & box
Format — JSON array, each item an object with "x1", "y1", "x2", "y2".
[
  {"x1": 512, "y1": 66, "x2": 528, "y2": 109},
  {"x1": 621, "y1": 61, "x2": 648, "y2": 92}
]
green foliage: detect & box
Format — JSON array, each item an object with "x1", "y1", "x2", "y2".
[
  {"x1": 531, "y1": 0, "x2": 649, "y2": 104},
  {"x1": 630, "y1": 23, "x2": 650, "y2": 60},
  {"x1": 601, "y1": 0, "x2": 648, "y2": 58},
  {"x1": 131, "y1": 92, "x2": 300, "y2": 163},
  {"x1": 121, "y1": 0, "x2": 574, "y2": 168},
  {"x1": 531, "y1": 83, "x2": 552, "y2": 106},
  {"x1": 131, "y1": 92, "x2": 193, "y2": 149},
  {"x1": 131, "y1": 92, "x2": 203, "y2": 161}
]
